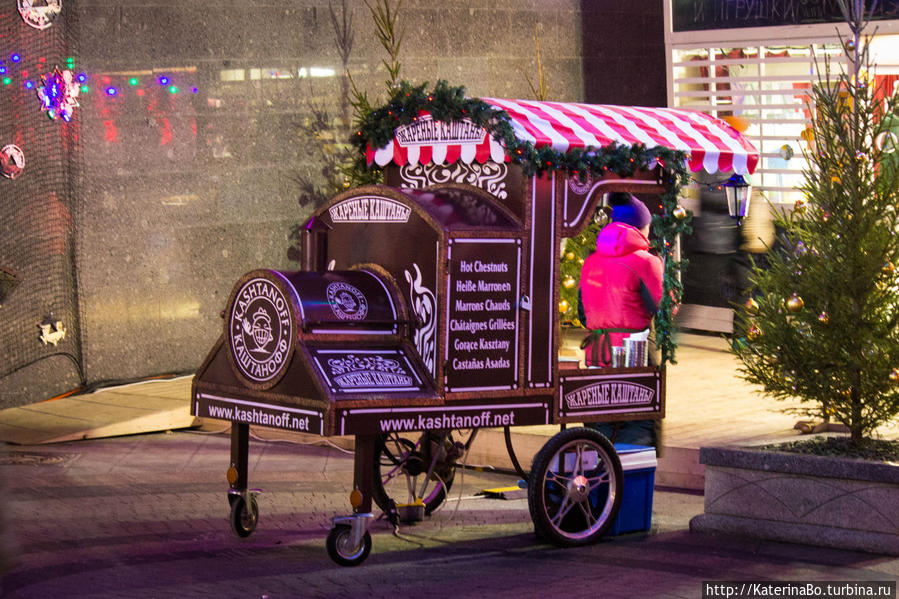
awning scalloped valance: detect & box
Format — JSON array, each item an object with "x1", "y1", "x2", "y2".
[{"x1": 366, "y1": 98, "x2": 759, "y2": 176}]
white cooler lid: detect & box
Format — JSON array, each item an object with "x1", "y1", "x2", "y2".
[{"x1": 614, "y1": 443, "x2": 657, "y2": 470}]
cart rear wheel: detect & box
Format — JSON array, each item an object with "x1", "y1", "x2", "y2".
[
  {"x1": 373, "y1": 430, "x2": 473, "y2": 516},
  {"x1": 326, "y1": 524, "x2": 372, "y2": 567},
  {"x1": 229, "y1": 494, "x2": 259, "y2": 538},
  {"x1": 528, "y1": 427, "x2": 622, "y2": 547}
]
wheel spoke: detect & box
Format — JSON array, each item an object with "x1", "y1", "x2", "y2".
[
  {"x1": 418, "y1": 431, "x2": 450, "y2": 498},
  {"x1": 586, "y1": 468, "x2": 611, "y2": 491},
  {"x1": 546, "y1": 469, "x2": 571, "y2": 486},
  {"x1": 392, "y1": 439, "x2": 414, "y2": 460},
  {"x1": 381, "y1": 462, "x2": 405, "y2": 483},
  {"x1": 576, "y1": 499, "x2": 598, "y2": 529},
  {"x1": 573, "y1": 444, "x2": 586, "y2": 477},
  {"x1": 405, "y1": 474, "x2": 417, "y2": 498},
  {"x1": 549, "y1": 493, "x2": 577, "y2": 527}
]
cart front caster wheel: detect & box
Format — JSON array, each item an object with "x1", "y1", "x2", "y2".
[
  {"x1": 528, "y1": 427, "x2": 623, "y2": 547},
  {"x1": 326, "y1": 524, "x2": 372, "y2": 567},
  {"x1": 229, "y1": 494, "x2": 259, "y2": 538}
]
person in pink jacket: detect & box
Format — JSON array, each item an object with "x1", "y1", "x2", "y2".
[
  {"x1": 579, "y1": 193, "x2": 664, "y2": 367},
  {"x1": 579, "y1": 193, "x2": 664, "y2": 447}
]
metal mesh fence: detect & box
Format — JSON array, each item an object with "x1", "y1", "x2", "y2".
[{"x1": 0, "y1": 4, "x2": 83, "y2": 401}]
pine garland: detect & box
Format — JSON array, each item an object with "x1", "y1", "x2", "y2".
[{"x1": 351, "y1": 79, "x2": 693, "y2": 365}]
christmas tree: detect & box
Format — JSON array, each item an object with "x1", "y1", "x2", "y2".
[
  {"x1": 732, "y1": 0, "x2": 899, "y2": 442},
  {"x1": 559, "y1": 207, "x2": 608, "y2": 326}
]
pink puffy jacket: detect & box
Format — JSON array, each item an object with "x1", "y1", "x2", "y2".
[{"x1": 580, "y1": 222, "x2": 664, "y2": 366}]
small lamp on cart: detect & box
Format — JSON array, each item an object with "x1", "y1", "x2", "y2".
[{"x1": 724, "y1": 174, "x2": 752, "y2": 223}]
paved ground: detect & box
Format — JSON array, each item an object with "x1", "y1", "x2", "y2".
[{"x1": 1, "y1": 431, "x2": 897, "y2": 598}]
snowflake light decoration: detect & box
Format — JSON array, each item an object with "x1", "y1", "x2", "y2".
[
  {"x1": 37, "y1": 67, "x2": 79, "y2": 122},
  {"x1": 0, "y1": 144, "x2": 25, "y2": 179},
  {"x1": 17, "y1": 0, "x2": 62, "y2": 30}
]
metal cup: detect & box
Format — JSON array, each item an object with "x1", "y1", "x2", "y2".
[
  {"x1": 625, "y1": 339, "x2": 647, "y2": 367},
  {"x1": 611, "y1": 346, "x2": 626, "y2": 368}
]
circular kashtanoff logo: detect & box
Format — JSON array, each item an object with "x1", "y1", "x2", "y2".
[
  {"x1": 568, "y1": 172, "x2": 594, "y2": 195},
  {"x1": 326, "y1": 281, "x2": 368, "y2": 321},
  {"x1": 229, "y1": 278, "x2": 293, "y2": 384}
]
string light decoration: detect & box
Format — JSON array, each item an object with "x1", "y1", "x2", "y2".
[{"x1": 36, "y1": 67, "x2": 79, "y2": 121}]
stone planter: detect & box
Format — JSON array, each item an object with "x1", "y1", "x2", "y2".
[{"x1": 690, "y1": 446, "x2": 899, "y2": 555}]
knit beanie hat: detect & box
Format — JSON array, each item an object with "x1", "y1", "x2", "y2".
[{"x1": 609, "y1": 193, "x2": 651, "y2": 230}]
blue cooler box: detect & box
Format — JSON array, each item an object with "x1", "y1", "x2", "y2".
[{"x1": 609, "y1": 443, "x2": 657, "y2": 535}]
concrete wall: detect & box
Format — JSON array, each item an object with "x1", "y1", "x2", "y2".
[
  {"x1": 1, "y1": 0, "x2": 594, "y2": 407},
  {"x1": 582, "y1": 1, "x2": 666, "y2": 107}
]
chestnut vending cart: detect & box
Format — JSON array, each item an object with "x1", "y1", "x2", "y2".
[{"x1": 192, "y1": 83, "x2": 758, "y2": 566}]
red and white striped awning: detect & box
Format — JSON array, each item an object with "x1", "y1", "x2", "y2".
[{"x1": 367, "y1": 98, "x2": 759, "y2": 176}]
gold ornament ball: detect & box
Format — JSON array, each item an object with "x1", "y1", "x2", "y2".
[
  {"x1": 779, "y1": 144, "x2": 794, "y2": 161},
  {"x1": 672, "y1": 206, "x2": 687, "y2": 220},
  {"x1": 565, "y1": 252, "x2": 576, "y2": 261},
  {"x1": 563, "y1": 276, "x2": 576, "y2": 289},
  {"x1": 785, "y1": 293, "x2": 804, "y2": 313},
  {"x1": 577, "y1": 258, "x2": 585, "y2": 265},
  {"x1": 747, "y1": 324, "x2": 761, "y2": 341},
  {"x1": 745, "y1": 298, "x2": 759, "y2": 314},
  {"x1": 845, "y1": 39, "x2": 857, "y2": 52},
  {"x1": 883, "y1": 261, "x2": 895, "y2": 275},
  {"x1": 818, "y1": 311, "x2": 830, "y2": 324},
  {"x1": 559, "y1": 299, "x2": 570, "y2": 313},
  {"x1": 890, "y1": 368, "x2": 899, "y2": 383}
]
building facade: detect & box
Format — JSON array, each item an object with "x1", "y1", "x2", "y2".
[{"x1": 665, "y1": 0, "x2": 899, "y2": 330}]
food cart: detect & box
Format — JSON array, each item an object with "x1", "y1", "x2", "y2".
[{"x1": 191, "y1": 83, "x2": 758, "y2": 566}]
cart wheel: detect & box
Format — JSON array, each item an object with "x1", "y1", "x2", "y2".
[
  {"x1": 528, "y1": 427, "x2": 622, "y2": 547},
  {"x1": 372, "y1": 431, "x2": 465, "y2": 515},
  {"x1": 229, "y1": 494, "x2": 259, "y2": 538},
  {"x1": 326, "y1": 524, "x2": 372, "y2": 567}
]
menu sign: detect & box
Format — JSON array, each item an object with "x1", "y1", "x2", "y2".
[{"x1": 445, "y1": 238, "x2": 521, "y2": 392}]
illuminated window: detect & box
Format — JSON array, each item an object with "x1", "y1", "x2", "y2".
[
  {"x1": 671, "y1": 35, "x2": 899, "y2": 206},
  {"x1": 219, "y1": 69, "x2": 246, "y2": 82}
]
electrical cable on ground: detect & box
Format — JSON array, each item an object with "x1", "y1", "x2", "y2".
[{"x1": 183, "y1": 424, "x2": 355, "y2": 454}]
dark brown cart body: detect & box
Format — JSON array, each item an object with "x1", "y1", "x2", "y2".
[
  {"x1": 190, "y1": 96, "x2": 757, "y2": 565},
  {"x1": 192, "y1": 166, "x2": 667, "y2": 438}
]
